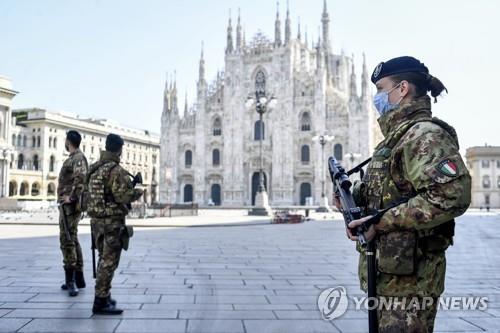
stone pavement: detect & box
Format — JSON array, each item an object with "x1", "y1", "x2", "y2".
[{"x1": 0, "y1": 211, "x2": 498, "y2": 332}]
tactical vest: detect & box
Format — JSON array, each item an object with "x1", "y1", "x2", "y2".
[
  {"x1": 363, "y1": 117, "x2": 457, "y2": 248},
  {"x1": 86, "y1": 161, "x2": 125, "y2": 218}
]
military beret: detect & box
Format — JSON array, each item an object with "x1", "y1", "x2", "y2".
[
  {"x1": 66, "y1": 130, "x2": 82, "y2": 147},
  {"x1": 105, "y1": 133, "x2": 124, "y2": 153},
  {"x1": 371, "y1": 56, "x2": 429, "y2": 84}
]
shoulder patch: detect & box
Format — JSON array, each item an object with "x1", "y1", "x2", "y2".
[{"x1": 437, "y1": 159, "x2": 458, "y2": 177}]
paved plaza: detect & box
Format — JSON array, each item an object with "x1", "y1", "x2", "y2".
[{"x1": 0, "y1": 210, "x2": 498, "y2": 332}]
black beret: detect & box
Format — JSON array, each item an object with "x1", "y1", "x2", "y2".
[
  {"x1": 105, "y1": 133, "x2": 124, "y2": 153},
  {"x1": 371, "y1": 56, "x2": 429, "y2": 84},
  {"x1": 66, "y1": 130, "x2": 82, "y2": 147}
]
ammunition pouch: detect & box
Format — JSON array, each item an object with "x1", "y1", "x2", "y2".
[
  {"x1": 120, "y1": 225, "x2": 134, "y2": 251},
  {"x1": 377, "y1": 230, "x2": 417, "y2": 276}
]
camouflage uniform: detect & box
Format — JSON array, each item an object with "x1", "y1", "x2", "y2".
[
  {"x1": 87, "y1": 150, "x2": 142, "y2": 298},
  {"x1": 356, "y1": 96, "x2": 471, "y2": 332},
  {"x1": 57, "y1": 148, "x2": 87, "y2": 271}
]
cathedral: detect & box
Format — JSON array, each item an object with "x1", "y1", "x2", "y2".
[{"x1": 159, "y1": 1, "x2": 382, "y2": 206}]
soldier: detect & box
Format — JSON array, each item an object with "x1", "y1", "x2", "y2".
[
  {"x1": 87, "y1": 133, "x2": 143, "y2": 315},
  {"x1": 345, "y1": 56, "x2": 471, "y2": 332},
  {"x1": 57, "y1": 130, "x2": 88, "y2": 297}
]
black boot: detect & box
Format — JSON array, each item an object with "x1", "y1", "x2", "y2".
[
  {"x1": 92, "y1": 296, "x2": 123, "y2": 315},
  {"x1": 61, "y1": 268, "x2": 68, "y2": 290},
  {"x1": 75, "y1": 271, "x2": 86, "y2": 289},
  {"x1": 65, "y1": 268, "x2": 79, "y2": 297},
  {"x1": 108, "y1": 295, "x2": 117, "y2": 306}
]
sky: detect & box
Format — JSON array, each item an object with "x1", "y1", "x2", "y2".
[{"x1": 1, "y1": 0, "x2": 499, "y2": 154}]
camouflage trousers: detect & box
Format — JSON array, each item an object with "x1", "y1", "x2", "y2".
[
  {"x1": 91, "y1": 218, "x2": 124, "y2": 298},
  {"x1": 59, "y1": 209, "x2": 83, "y2": 271},
  {"x1": 378, "y1": 296, "x2": 438, "y2": 333}
]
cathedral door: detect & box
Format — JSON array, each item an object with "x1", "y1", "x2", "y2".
[
  {"x1": 251, "y1": 172, "x2": 267, "y2": 205},
  {"x1": 211, "y1": 184, "x2": 221, "y2": 206},
  {"x1": 300, "y1": 183, "x2": 312, "y2": 205}
]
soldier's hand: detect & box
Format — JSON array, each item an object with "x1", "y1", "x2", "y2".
[
  {"x1": 62, "y1": 195, "x2": 72, "y2": 204},
  {"x1": 347, "y1": 215, "x2": 376, "y2": 242},
  {"x1": 333, "y1": 195, "x2": 341, "y2": 210}
]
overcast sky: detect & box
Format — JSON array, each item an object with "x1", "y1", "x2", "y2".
[{"x1": 1, "y1": 0, "x2": 498, "y2": 153}]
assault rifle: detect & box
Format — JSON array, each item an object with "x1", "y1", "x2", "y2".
[{"x1": 328, "y1": 157, "x2": 378, "y2": 333}]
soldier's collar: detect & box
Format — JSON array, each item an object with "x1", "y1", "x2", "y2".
[
  {"x1": 100, "y1": 150, "x2": 121, "y2": 163},
  {"x1": 377, "y1": 95, "x2": 432, "y2": 137}
]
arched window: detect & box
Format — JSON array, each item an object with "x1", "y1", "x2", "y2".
[
  {"x1": 301, "y1": 145, "x2": 310, "y2": 163},
  {"x1": 47, "y1": 183, "x2": 56, "y2": 196},
  {"x1": 213, "y1": 117, "x2": 222, "y2": 136},
  {"x1": 300, "y1": 112, "x2": 311, "y2": 131},
  {"x1": 152, "y1": 167, "x2": 156, "y2": 181},
  {"x1": 53, "y1": 138, "x2": 57, "y2": 148},
  {"x1": 37, "y1": 136, "x2": 41, "y2": 147},
  {"x1": 19, "y1": 182, "x2": 28, "y2": 196},
  {"x1": 31, "y1": 182, "x2": 40, "y2": 196},
  {"x1": 17, "y1": 135, "x2": 21, "y2": 146},
  {"x1": 17, "y1": 154, "x2": 24, "y2": 169},
  {"x1": 212, "y1": 149, "x2": 220, "y2": 166},
  {"x1": 32, "y1": 136, "x2": 36, "y2": 147},
  {"x1": 33, "y1": 155, "x2": 39, "y2": 171},
  {"x1": 184, "y1": 184, "x2": 193, "y2": 202},
  {"x1": 254, "y1": 120, "x2": 265, "y2": 140},
  {"x1": 255, "y1": 70, "x2": 266, "y2": 95},
  {"x1": 334, "y1": 144, "x2": 343, "y2": 161},
  {"x1": 49, "y1": 155, "x2": 55, "y2": 172},
  {"x1": 23, "y1": 135, "x2": 27, "y2": 147},
  {"x1": 49, "y1": 137, "x2": 52, "y2": 148},
  {"x1": 185, "y1": 150, "x2": 192, "y2": 168},
  {"x1": 12, "y1": 134, "x2": 16, "y2": 146},
  {"x1": 8, "y1": 181, "x2": 17, "y2": 197}
]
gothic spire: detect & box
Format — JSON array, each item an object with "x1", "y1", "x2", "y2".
[
  {"x1": 361, "y1": 52, "x2": 369, "y2": 98},
  {"x1": 274, "y1": 2, "x2": 282, "y2": 47},
  {"x1": 350, "y1": 54, "x2": 357, "y2": 97},
  {"x1": 321, "y1": 0, "x2": 331, "y2": 52},
  {"x1": 284, "y1": 0, "x2": 291, "y2": 45},
  {"x1": 163, "y1": 73, "x2": 170, "y2": 113},
  {"x1": 172, "y1": 71, "x2": 178, "y2": 112},
  {"x1": 183, "y1": 91, "x2": 188, "y2": 117},
  {"x1": 198, "y1": 41, "x2": 205, "y2": 84},
  {"x1": 236, "y1": 8, "x2": 242, "y2": 51},
  {"x1": 297, "y1": 17, "x2": 301, "y2": 41},
  {"x1": 226, "y1": 10, "x2": 234, "y2": 54}
]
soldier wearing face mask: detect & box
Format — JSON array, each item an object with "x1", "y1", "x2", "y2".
[{"x1": 345, "y1": 56, "x2": 471, "y2": 332}]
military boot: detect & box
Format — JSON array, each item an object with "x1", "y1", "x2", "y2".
[
  {"x1": 75, "y1": 270, "x2": 86, "y2": 289},
  {"x1": 65, "y1": 268, "x2": 79, "y2": 297},
  {"x1": 92, "y1": 296, "x2": 123, "y2": 315},
  {"x1": 108, "y1": 295, "x2": 117, "y2": 306}
]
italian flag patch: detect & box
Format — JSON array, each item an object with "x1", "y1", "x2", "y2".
[{"x1": 437, "y1": 159, "x2": 458, "y2": 177}]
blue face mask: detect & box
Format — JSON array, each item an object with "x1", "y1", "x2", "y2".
[{"x1": 373, "y1": 83, "x2": 402, "y2": 116}]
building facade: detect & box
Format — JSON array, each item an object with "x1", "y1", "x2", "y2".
[
  {"x1": 465, "y1": 145, "x2": 500, "y2": 208},
  {"x1": 0, "y1": 76, "x2": 18, "y2": 199},
  {"x1": 7, "y1": 108, "x2": 160, "y2": 204},
  {"x1": 160, "y1": 2, "x2": 382, "y2": 206}
]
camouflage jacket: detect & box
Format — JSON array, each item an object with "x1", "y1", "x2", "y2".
[
  {"x1": 57, "y1": 148, "x2": 88, "y2": 202},
  {"x1": 357, "y1": 96, "x2": 471, "y2": 297},
  {"x1": 87, "y1": 150, "x2": 143, "y2": 219}
]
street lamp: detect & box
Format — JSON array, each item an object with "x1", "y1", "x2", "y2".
[
  {"x1": 246, "y1": 90, "x2": 277, "y2": 216},
  {"x1": 312, "y1": 134, "x2": 335, "y2": 212}
]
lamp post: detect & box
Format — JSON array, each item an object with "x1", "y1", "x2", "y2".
[
  {"x1": 312, "y1": 134, "x2": 334, "y2": 212},
  {"x1": 246, "y1": 90, "x2": 277, "y2": 216}
]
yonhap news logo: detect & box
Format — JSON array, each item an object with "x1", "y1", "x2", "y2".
[
  {"x1": 317, "y1": 286, "x2": 349, "y2": 320},
  {"x1": 317, "y1": 286, "x2": 488, "y2": 321}
]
